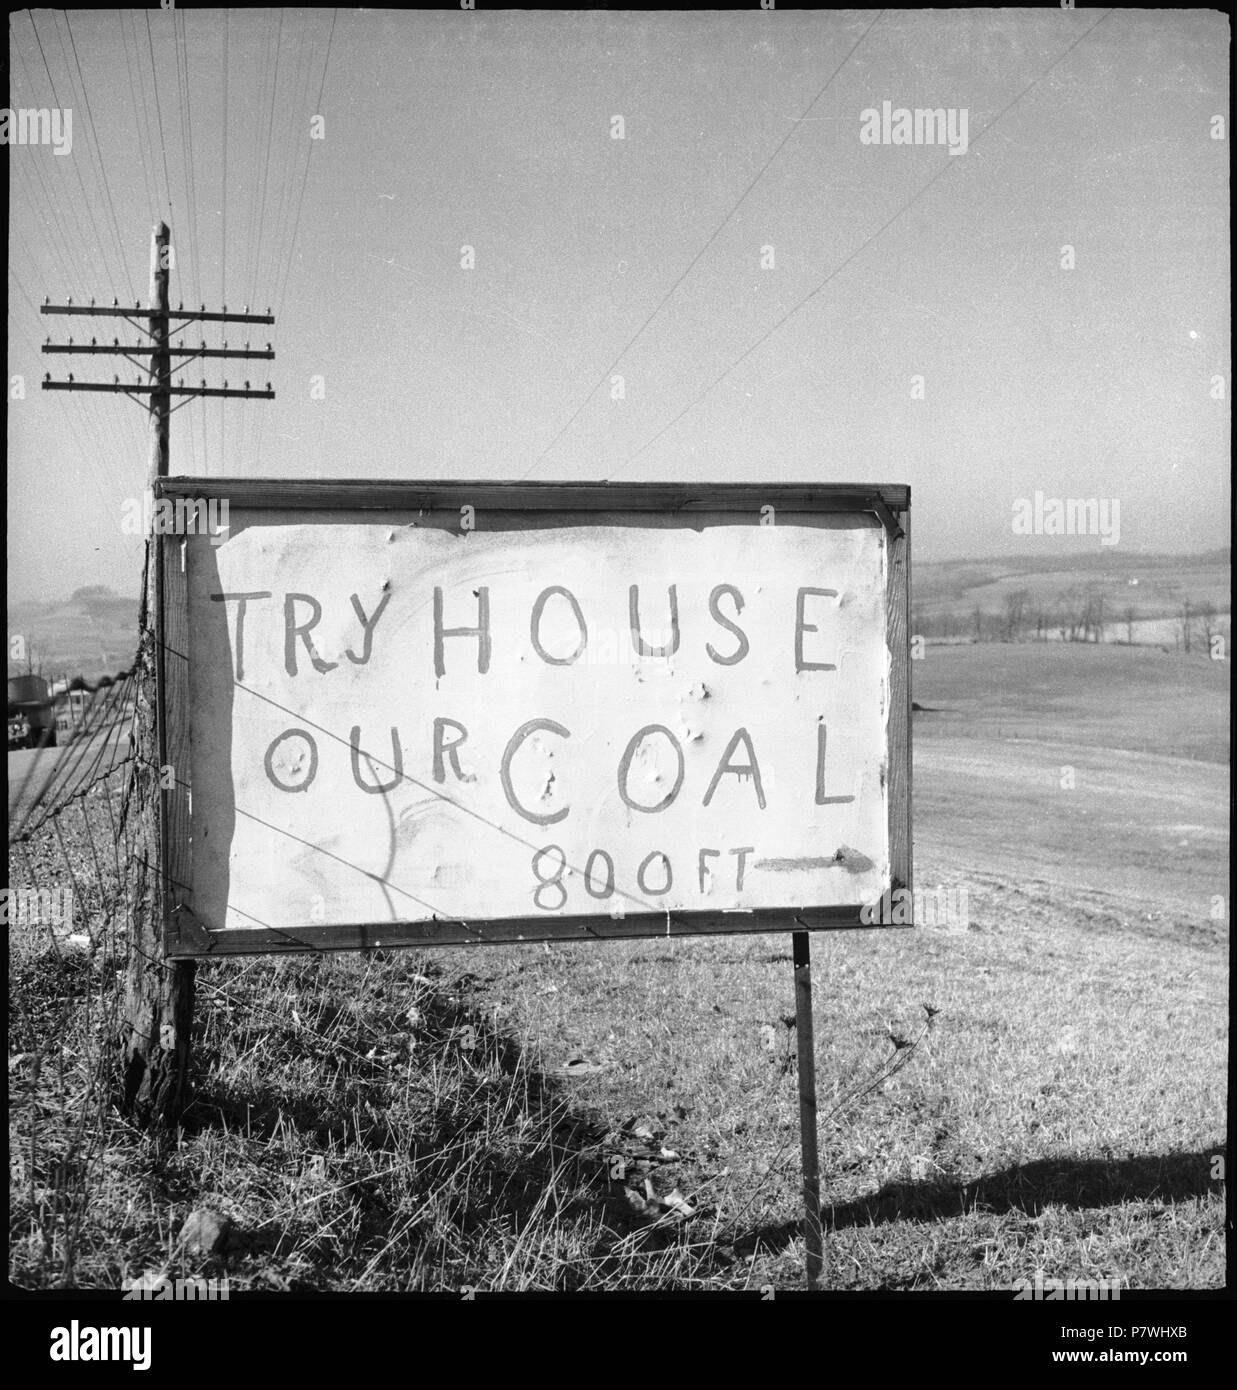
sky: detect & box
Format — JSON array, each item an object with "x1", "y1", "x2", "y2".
[{"x1": 6, "y1": 6, "x2": 1231, "y2": 604}]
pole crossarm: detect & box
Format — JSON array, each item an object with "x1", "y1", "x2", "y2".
[
  {"x1": 41, "y1": 344, "x2": 275, "y2": 359},
  {"x1": 41, "y1": 380, "x2": 275, "y2": 399},
  {"x1": 40, "y1": 231, "x2": 275, "y2": 416},
  {"x1": 41, "y1": 304, "x2": 275, "y2": 325}
]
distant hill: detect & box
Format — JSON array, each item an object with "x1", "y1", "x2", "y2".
[
  {"x1": 914, "y1": 550, "x2": 1230, "y2": 627},
  {"x1": 7, "y1": 587, "x2": 139, "y2": 681}
]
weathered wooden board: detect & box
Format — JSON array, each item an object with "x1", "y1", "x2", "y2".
[{"x1": 158, "y1": 481, "x2": 910, "y2": 955}]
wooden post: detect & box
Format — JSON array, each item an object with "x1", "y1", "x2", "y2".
[
  {"x1": 793, "y1": 929, "x2": 824, "y2": 1289},
  {"x1": 118, "y1": 222, "x2": 195, "y2": 1126},
  {"x1": 147, "y1": 222, "x2": 171, "y2": 483}
]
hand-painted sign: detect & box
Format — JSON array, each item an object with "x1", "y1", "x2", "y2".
[{"x1": 158, "y1": 482, "x2": 909, "y2": 954}]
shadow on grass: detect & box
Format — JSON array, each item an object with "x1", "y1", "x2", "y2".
[
  {"x1": 743, "y1": 1149, "x2": 1223, "y2": 1257},
  {"x1": 163, "y1": 964, "x2": 632, "y2": 1288}
]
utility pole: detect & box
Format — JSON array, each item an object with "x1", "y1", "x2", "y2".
[
  {"x1": 41, "y1": 221, "x2": 275, "y2": 1126},
  {"x1": 148, "y1": 220, "x2": 171, "y2": 484}
]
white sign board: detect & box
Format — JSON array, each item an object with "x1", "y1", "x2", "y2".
[{"x1": 159, "y1": 483, "x2": 909, "y2": 954}]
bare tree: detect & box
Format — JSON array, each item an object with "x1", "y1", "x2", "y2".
[
  {"x1": 1088, "y1": 587, "x2": 1105, "y2": 643},
  {"x1": 1002, "y1": 589, "x2": 1029, "y2": 642},
  {"x1": 1080, "y1": 591, "x2": 1093, "y2": 643},
  {"x1": 1122, "y1": 604, "x2": 1137, "y2": 645},
  {"x1": 972, "y1": 604, "x2": 984, "y2": 642},
  {"x1": 1178, "y1": 597, "x2": 1194, "y2": 654},
  {"x1": 1059, "y1": 587, "x2": 1084, "y2": 642},
  {"x1": 1197, "y1": 600, "x2": 1219, "y2": 652}
]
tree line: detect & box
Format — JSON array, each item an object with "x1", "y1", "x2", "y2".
[{"x1": 912, "y1": 587, "x2": 1224, "y2": 651}]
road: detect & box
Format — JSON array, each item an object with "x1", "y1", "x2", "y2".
[{"x1": 8, "y1": 723, "x2": 131, "y2": 821}]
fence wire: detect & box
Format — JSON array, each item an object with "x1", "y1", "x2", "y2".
[{"x1": 8, "y1": 666, "x2": 146, "y2": 1285}]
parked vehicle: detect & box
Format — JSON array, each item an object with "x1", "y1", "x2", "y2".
[{"x1": 7, "y1": 675, "x2": 58, "y2": 749}]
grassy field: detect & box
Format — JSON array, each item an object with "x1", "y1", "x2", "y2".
[{"x1": 8, "y1": 641, "x2": 1228, "y2": 1292}]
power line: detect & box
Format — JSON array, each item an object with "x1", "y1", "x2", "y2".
[
  {"x1": 9, "y1": 265, "x2": 124, "y2": 506},
  {"x1": 61, "y1": 12, "x2": 137, "y2": 300},
  {"x1": 275, "y1": 9, "x2": 339, "y2": 317},
  {"x1": 611, "y1": 7, "x2": 1115, "y2": 478},
  {"x1": 8, "y1": 136, "x2": 76, "y2": 289},
  {"x1": 241, "y1": 10, "x2": 282, "y2": 470},
  {"x1": 252, "y1": 9, "x2": 285, "y2": 308},
  {"x1": 254, "y1": 10, "x2": 327, "y2": 478},
  {"x1": 267, "y1": 15, "x2": 313, "y2": 304},
  {"x1": 119, "y1": 10, "x2": 158, "y2": 221},
  {"x1": 12, "y1": 40, "x2": 102, "y2": 293},
  {"x1": 172, "y1": 5, "x2": 203, "y2": 473},
  {"x1": 29, "y1": 12, "x2": 127, "y2": 298},
  {"x1": 518, "y1": 10, "x2": 885, "y2": 480},
  {"x1": 178, "y1": 9, "x2": 204, "y2": 309},
  {"x1": 143, "y1": 9, "x2": 176, "y2": 219}
]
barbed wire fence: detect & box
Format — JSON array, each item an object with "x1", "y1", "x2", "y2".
[
  {"x1": 8, "y1": 665, "x2": 145, "y2": 1281},
  {"x1": 9, "y1": 666, "x2": 139, "y2": 934}
]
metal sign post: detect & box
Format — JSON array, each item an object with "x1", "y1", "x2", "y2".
[{"x1": 793, "y1": 929, "x2": 825, "y2": 1289}]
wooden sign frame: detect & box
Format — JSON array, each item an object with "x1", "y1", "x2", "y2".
[{"x1": 156, "y1": 479, "x2": 910, "y2": 959}]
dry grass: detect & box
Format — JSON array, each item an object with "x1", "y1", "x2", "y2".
[{"x1": 8, "y1": 888, "x2": 1225, "y2": 1292}]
